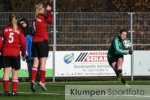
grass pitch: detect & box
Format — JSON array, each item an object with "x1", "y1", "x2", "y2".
[{"x1": 0, "y1": 81, "x2": 150, "y2": 100}]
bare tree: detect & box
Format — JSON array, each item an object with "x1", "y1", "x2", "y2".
[
  {"x1": 1, "y1": 0, "x2": 150, "y2": 12},
  {"x1": 112, "y1": 0, "x2": 150, "y2": 12}
]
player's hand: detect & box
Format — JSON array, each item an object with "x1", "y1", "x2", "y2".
[
  {"x1": 128, "y1": 50, "x2": 133, "y2": 55},
  {"x1": 22, "y1": 55, "x2": 26, "y2": 61},
  {"x1": 46, "y1": 5, "x2": 52, "y2": 11}
]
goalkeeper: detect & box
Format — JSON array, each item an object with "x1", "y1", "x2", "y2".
[{"x1": 107, "y1": 29, "x2": 132, "y2": 85}]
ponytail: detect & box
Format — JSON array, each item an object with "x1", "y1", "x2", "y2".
[{"x1": 9, "y1": 14, "x2": 18, "y2": 31}]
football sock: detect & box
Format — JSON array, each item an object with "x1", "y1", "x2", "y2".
[
  {"x1": 114, "y1": 67, "x2": 119, "y2": 77},
  {"x1": 117, "y1": 70, "x2": 126, "y2": 85},
  {"x1": 40, "y1": 70, "x2": 46, "y2": 83},
  {"x1": 31, "y1": 67, "x2": 37, "y2": 82},
  {"x1": 3, "y1": 79, "x2": 9, "y2": 92},
  {"x1": 117, "y1": 69, "x2": 122, "y2": 74},
  {"x1": 12, "y1": 79, "x2": 18, "y2": 93},
  {"x1": 121, "y1": 77, "x2": 126, "y2": 85}
]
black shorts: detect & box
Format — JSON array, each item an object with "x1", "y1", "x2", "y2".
[
  {"x1": 108, "y1": 54, "x2": 124, "y2": 66},
  {"x1": 2, "y1": 56, "x2": 20, "y2": 70},
  {"x1": 32, "y1": 40, "x2": 49, "y2": 57}
]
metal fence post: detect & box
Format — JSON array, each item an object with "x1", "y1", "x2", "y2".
[
  {"x1": 52, "y1": 0, "x2": 56, "y2": 82},
  {"x1": 129, "y1": 12, "x2": 134, "y2": 81}
]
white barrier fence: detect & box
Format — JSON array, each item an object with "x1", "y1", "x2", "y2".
[
  {"x1": 55, "y1": 51, "x2": 131, "y2": 77},
  {"x1": 133, "y1": 51, "x2": 150, "y2": 76},
  {"x1": 1, "y1": 51, "x2": 150, "y2": 78}
]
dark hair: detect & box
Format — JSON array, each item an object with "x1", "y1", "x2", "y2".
[
  {"x1": 20, "y1": 17, "x2": 27, "y2": 23},
  {"x1": 119, "y1": 29, "x2": 128, "y2": 34},
  {"x1": 9, "y1": 14, "x2": 16, "y2": 24},
  {"x1": 19, "y1": 17, "x2": 29, "y2": 27}
]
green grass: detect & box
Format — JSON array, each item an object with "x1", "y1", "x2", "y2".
[
  {"x1": 0, "y1": 69, "x2": 53, "y2": 77},
  {"x1": 0, "y1": 82, "x2": 64, "y2": 100},
  {"x1": 0, "y1": 81, "x2": 150, "y2": 100}
]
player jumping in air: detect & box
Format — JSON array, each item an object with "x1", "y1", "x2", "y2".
[{"x1": 31, "y1": 3, "x2": 52, "y2": 92}]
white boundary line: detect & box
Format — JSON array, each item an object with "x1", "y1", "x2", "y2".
[
  {"x1": 17, "y1": 92, "x2": 150, "y2": 98},
  {"x1": 65, "y1": 94, "x2": 150, "y2": 98},
  {"x1": 0, "y1": 91, "x2": 64, "y2": 96},
  {"x1": 18, "y1": 92, "x2": 64, "y2": 96},
  {"x1": 1, "y1": 91, "x2": 150, "y2": 98}
]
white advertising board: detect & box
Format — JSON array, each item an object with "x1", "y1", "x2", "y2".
[
  {"x1": 21, "y1": 52, "x2": 53, "y2": 70},
  {"x1": 55, "y1": 51, "x2": 131, "y2": 77},
  {"x1": 134, "y1": 51, "x2": 150, "y2": 76}
]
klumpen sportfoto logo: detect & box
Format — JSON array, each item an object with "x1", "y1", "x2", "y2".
[
  {"x1": 75, "y1": 52, "x2": 107, "y2": 62},
  {"x1": 64, "y1": 53, "x2": 74, "y2": 64},
  {"x1": 69, "y1": 88, "x2": 145, "y2": 97},
  {"x1": 65, "y1": 85, "x2": 149, "y2": 100}
]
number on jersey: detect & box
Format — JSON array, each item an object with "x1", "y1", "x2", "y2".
[{"x1": 8, "y1": 32, "x2": 14, "y2": 43}]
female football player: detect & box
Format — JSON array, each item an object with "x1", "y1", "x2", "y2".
[
  {"x1": 31, "y1": 3, "x2": 52, "y2": 92},
  {"x1": 107, "y1": 29, "x2": 132, "y2": 85},
  {"x1": 1, "y1": 14, "x2": 26, "y2": 96}
]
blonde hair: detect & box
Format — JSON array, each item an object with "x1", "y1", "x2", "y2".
[
  {"x1": 35, "y1": 3, "x2": 44, "y2": 19},
  {"x1": 9, "y1": 14, "x2": 18, "y2": 31},
  {"x1": 12, "y1": 20, "x2": 18, "y2": 31}
]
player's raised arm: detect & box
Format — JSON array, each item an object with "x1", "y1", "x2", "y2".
[{"x1": 44, "y1": 5, "x2": 53, "y2": 24}]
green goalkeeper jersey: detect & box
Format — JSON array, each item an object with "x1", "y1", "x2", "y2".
[{"x1": 107, "y1": 36, "x2": 128, "y2": 60}]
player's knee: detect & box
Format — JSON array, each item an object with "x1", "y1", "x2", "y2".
[{"x1": 117, "y1": 60, "x2": 123, "y2": 66}]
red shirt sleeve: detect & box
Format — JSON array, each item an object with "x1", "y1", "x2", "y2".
[{"x1": 44, "y1": 10, "x2": 53, "y2": 24}]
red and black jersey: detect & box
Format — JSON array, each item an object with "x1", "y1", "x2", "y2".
[
  {"x1": 33, "y1": 10, "x2": 52, "y2": 42},
  {"x1": 2, "y1": 25, "x2": 26, "y2": 57}
]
